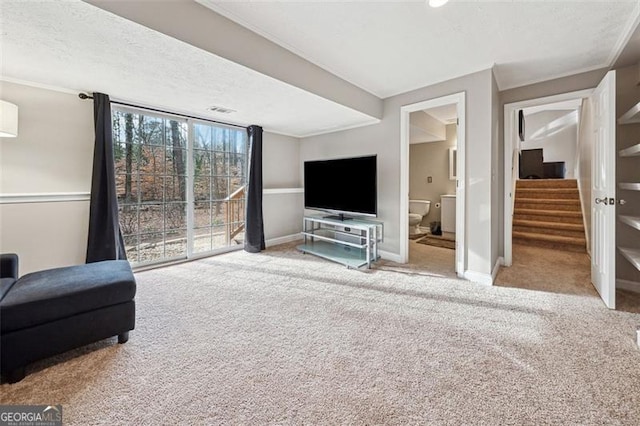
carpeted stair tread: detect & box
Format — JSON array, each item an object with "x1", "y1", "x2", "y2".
[
  {"x1": 516, "y1": 179, "x2": 578, "y2": 188},
  {"x1": 514, "y1": 209, "x2": 584, "y2": 225},
  {"x1": 515, "y1": 198, "x2": 581, "y2": 212},
  {"x1": 513, "y1": 207, "x2": 582, "y2": 218},
  {"x1": 513, "y1": 226, "x2": 585, "y2": 239},
  {"x1": 515, "y1": 214, "x2": 583, "y2": 224},
  {"x1": 513, "y1": 179, "x2": 586, "y2": 251},
  {"x1": 513, "y1": 219, "x2": 584, "y2": 231},
  {"x1": 516, "y1": 198, "x2": 580, "y2": 205},
  {"x1": 512, "y1": 231, "x2": 586, "y2": 246},
  {"x1": 511, "y1": 238, "x2": 588, "y2": 253},
  {"x1": 514, "y1": 208, "x2": 582, "y2": 217},
  {"x1": 515, "y1": 188, "x2": 580, "y2": 199}
]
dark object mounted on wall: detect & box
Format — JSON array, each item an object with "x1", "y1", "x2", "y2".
[{"x1": 518, "y1": 110, "x2": 525, "y2": 141}]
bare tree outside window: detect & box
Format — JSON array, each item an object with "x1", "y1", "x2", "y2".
[{"x1": 113, "y1": 108, "x2": 247, "y2": 266}]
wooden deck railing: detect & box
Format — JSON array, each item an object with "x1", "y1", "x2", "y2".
[{"x1": 226, "y1": 185, "x2": 246, "y2": 242}]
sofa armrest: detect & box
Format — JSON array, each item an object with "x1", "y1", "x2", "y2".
[{"x1": 1, "y1": 254, "x2": 19, "y2": 279}]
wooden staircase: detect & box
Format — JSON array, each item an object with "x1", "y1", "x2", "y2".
[{"x1": 513, "y1": 179, "x2": 587, "y2": 252}]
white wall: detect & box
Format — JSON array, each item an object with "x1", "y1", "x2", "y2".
[
  {"x1": 491, "y1": 69, "x2": 500, "y2": 270},
  {"x1": 0, "y1": 82, "x2": 94, "y2": 193},
  {"x1": 521, "y1": 110, "x2": 578, "y2": 178},
  {"x1": 301, "y1": 68, "x2": 497, "y2": 276},
  {"x1": 262, "y1": 132, "x2": 303, "y2": 241},
  {"x1": 0, "y1": 80, "x2": 303, "y2": 274},
  {"x1": 576, "y1": 98, "x2": 593, "y2": 254},
  {"x1": 0, "y1": 80, "x2": 94, "y2": 274}
]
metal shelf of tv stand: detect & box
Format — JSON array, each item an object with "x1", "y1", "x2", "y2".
[{"x1": 298, "y1": 215, "x2": 383, "y2": 269}]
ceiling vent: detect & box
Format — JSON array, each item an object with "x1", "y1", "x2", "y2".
[{"x1": 207, "y1": 106, "x2": 236, "y2": 114}]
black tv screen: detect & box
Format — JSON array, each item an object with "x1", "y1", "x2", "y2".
[{"x1": 304, "y1": 155, "x2": 377, "y2": 217}]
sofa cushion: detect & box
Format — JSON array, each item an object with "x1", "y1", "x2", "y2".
[
  {"x1": 0, "y1": 278, "x2": 16, "y2": 302},
  {"x1": 0, "y1": 260, "x2": 136, "y2": 333}
]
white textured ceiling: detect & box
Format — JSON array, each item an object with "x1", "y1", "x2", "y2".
[
  {"x1": 0, "y1": 0, "x2": 378, "y2": 137},
  {"x1": 424, "y1": 104, "x2": 458, "y2": 124},
  {"x1": 524, "y1": 99, "x2": 583, "y2": 116},
  {"x1": 201, "y1": 0, "x2": 639, "y2": 97},
  {"x1": 2, "y1": 1, "x2": 637, "y2": 139}
]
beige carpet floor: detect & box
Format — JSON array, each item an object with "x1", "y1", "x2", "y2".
[
  {"x1": 496, "y1": 243, "x2": 640, "y2": 313},
  {"x1": 496, "y1": 243, "x2": 596, "y2": 297},
  {"x1": 2, "y1": 242, "x2": 640, "y2": 424}
]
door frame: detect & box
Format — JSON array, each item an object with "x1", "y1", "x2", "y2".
[
  {"x1": 400, "y1": 91, "x2": 466, "y2": 276},
  {"x1": 502, "y1": 89, "x2": 593, "y2": 266}
]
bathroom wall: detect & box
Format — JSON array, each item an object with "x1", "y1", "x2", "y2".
[{"x1": 409, "y1": 123, "x2": 457, "y2": 226}]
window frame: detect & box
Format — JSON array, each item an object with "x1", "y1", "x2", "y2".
[{"x1": 112, "y1": 106, "x2": 248, "y2": 268}]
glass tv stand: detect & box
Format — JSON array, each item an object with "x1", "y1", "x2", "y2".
[{"x1": 297, "y1": 215, "x2": 383, "y2": 269}]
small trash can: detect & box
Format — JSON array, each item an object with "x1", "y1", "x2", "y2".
[{"x1": 430, "y1": 221, "x2": 442, "y2": 236}]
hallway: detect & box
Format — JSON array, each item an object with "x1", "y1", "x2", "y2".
[{"x1": 496, "y1": 244, "x2": 640, "y2": 313}]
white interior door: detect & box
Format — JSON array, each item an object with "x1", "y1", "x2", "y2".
[{"x1": 591, "y1": 70, "x2": 616, "y2": 309}]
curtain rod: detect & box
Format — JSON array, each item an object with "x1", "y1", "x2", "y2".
[{"x1": 78, "y1": 93, "x2": 247, "y2": 130}]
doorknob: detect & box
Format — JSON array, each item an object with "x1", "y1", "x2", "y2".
[{"x1": 595, "y1": 197, "x2": 616, "y2": 205}]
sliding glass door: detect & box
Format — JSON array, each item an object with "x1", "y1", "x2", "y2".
[
  {"x1": 191, "y1": 122, "x2": 248, "y2": 255},
  {"x1": 112, "y1": 107, "x2": 247, "y2": 266}
]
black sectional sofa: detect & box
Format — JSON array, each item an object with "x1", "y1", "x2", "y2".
[{"x1": 0, "y1": 254, "x2": 136, "y2": 383}]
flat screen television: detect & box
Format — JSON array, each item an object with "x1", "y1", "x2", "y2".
[{"x1": 304, "y1": 155, "x2": 377, "y2": 219}]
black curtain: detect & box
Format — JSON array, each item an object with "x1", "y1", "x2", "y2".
[
  {"x1": 244, "y1": 125, "x2": 265, "y2": 253},
  {"x1": 86, "y1": 93, "x2": 127, "y2": 263}
]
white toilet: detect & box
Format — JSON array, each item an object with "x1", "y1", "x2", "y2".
[{"x1": 408, "y1": 200, "x2": 431, "y2": 235}]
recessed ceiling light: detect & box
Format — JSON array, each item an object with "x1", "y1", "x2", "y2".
[
  {"x1": 429, "y1": 0, "x2": 449, "y2": 8},
  {"x1": 207, "y1": 106, "x2": 236, "y2": 114}
]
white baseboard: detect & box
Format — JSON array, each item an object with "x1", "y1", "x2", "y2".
[
  {"x1": 617, "y1": 279, "x2": 640, "y2": 293},
  {"x1": 463, "y1": 270, "x2": 494, "y2": 286},
  {"x1": 492, "y1": 257, "x2": 504, "y2": 282},
  {"x1": 378, "y1": 249, "x2": 402, "y2": 263},
  {"x1": 266, "y1": 233, "x2": 302, "y2": 248},
  {"x1": 462, "y1": 258, "x2": 502, "y2": 286}
]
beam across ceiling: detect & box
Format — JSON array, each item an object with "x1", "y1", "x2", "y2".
[{"x1": 84, "y1": 0, "x2": 383, "y2": 120}]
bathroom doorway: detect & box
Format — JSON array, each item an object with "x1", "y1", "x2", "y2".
[{"x1": 400, "y1": 92, "x2": 466, "y2": 277}]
